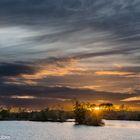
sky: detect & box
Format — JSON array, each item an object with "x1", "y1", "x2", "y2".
[{"x1": 0, "y1": 0, "x2": 140, "y2": 110}]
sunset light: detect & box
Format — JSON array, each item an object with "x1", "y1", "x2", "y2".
[
  {"x1": 94, "y1": 107, "x2": 100, "y2": 111},
  {"x1": 0, "y1": 1, "x2": 140, "y2": 139}
]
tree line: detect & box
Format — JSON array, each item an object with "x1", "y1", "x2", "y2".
[{"x1": 0, "y1": 102, "x2": 140, "y2": 126}]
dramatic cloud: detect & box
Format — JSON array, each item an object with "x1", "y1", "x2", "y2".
[
  {"x1": 121, "y1": 96, "x2": 140, "y2": 102},
  {"x1": 0, "y1": 0, "x2": 140, "y2": 109},
  {"x1": 0, "y1": 84, "x2": 139, "y2": 109},
  {"x1": 0, "y1": 63, "x2": 35, "y2": 77}
]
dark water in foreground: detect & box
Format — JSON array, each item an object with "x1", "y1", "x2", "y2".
[{"x1": 0, "y1": 120, "x2": 140, "y2": 140}]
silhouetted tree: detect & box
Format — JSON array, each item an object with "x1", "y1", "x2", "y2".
[
  {"x1": 74, "y1": 101, "x2": 104, "y2": 126},
  {"x1": 99, "y1": 103, "x2": 114, "y2": 111},
  {"x1": 74, "y1": 101, "x2": 86, "y2": 124}
]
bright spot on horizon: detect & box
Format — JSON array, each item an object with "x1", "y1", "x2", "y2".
[{"x1": 94, "y1": 107, "x2": 100, "y2": 111}]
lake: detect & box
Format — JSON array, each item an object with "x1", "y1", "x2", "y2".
[{"x1": 0, "y1": 120, "x2": 140, "y2": 140}]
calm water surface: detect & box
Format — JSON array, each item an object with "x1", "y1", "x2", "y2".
[{"x1": 0, "y1": 120, "x2": 140, "y2": 140}]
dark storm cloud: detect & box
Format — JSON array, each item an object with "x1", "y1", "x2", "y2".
[
  {"x1": 0, "y1": 0, "x2": 139, "y2": 61},
  {"x1": 0, "y1": 84, "x2": 139, "y2": 108},
  {"x1": 0, "y1": 63, "x2": 35, "y2": 77},
  {"x1": 0, "y1": 0, "x2": 140, "y2": 32}
]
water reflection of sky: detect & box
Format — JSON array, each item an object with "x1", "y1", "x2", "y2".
[
  {"x1": 104, "y1": 120, "x2": 140, "y2": 129},
  {"x1": 0, "y1": 121, "x2": 140, "y2": 140}
]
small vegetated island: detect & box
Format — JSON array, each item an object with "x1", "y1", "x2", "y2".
[
  {"x1": 0, "y1": 101, "x2": 140, "y2": 126},
  {"x1": 74, "y1": 101, "x2": 104, "y2": 126}
]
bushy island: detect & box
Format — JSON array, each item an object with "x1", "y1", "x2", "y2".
[
  {"x1": 0, "y1": 102, "x2": 140, "y2": 126},
  {"x1": 74, "y1": 101, "x2": 104, "y2": 126}
]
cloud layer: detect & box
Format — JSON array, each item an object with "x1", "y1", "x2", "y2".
[{"x1": 0, "y1": 0, "x2": 140, "y2": 109}]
